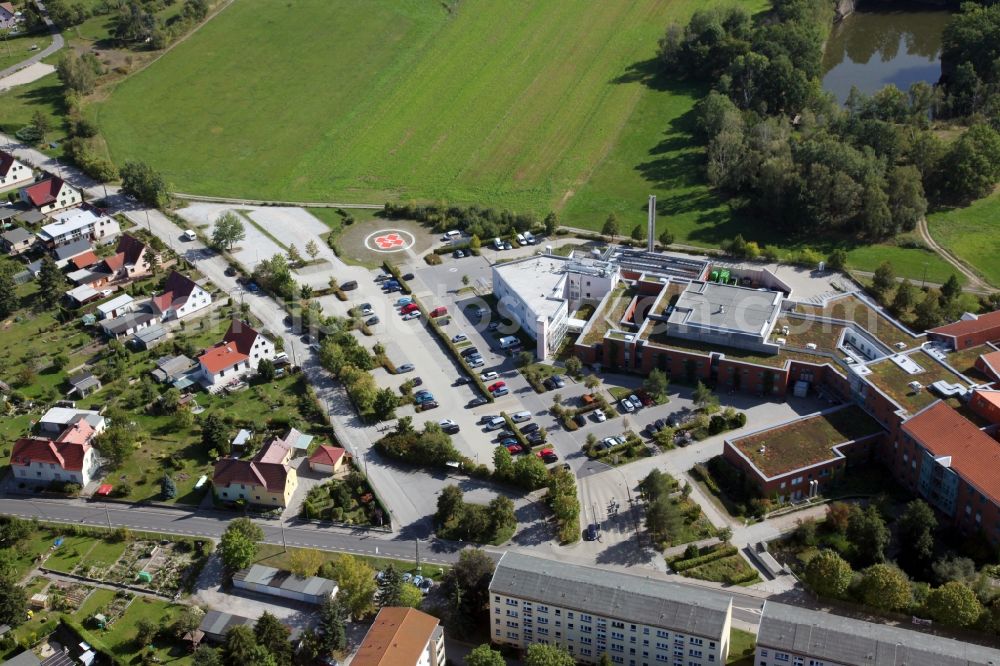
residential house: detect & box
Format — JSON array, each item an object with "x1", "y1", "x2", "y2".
[
  {"x1": 52, "y1": 238, "x2": 93, "y2": 268},
  {"x1": 230, "y1": 429, "x2": 252, "y2": 453},
  {"x1": 0, "y1": 3, "x2": 19, "y2": 31},
  {"x1": 100, "y1": 310, "x2": 159, "y2": 340},
  {"x1": 11, "y1": 420, "x2": 100, "y2": 487},
  {"x1": 928, "y1": 310, "x2": 1000, "y2": 351},
  {"x1": 755, "y1": 601, "x2": 1000, "y2": 666},
  {"x1": 197, "y1": 320, "x2": 275, "y2": 389},
  {"x1": 99, "y1": 234, "x2": 153, "y2": 284},
  {"x1": 353, "y1": 607, "x2": 445, "y2": 666},
  {"x1": 2, "y1": 651, "x2": 41, "y2": 666},
  {"x1": 95, "y1": 294, "x2": 134, "y2": 320},
  {"x1": 151, "y1": 271, "x2": 212, "y2": 320},
  {"x1": 20, "y1": 177, "x2": 82, "y2": 215},
  {"x1": 1, "y1": 227, "x2": 33, "y2": 255},
  {"x1": 15, "y1": 209, "x2": 43, "y2": 226},
  {"x1": 308, "y1": 445, "x2": 348, "y2": 475},
  {"x1": 65, "y1": 285, "x2": 102, "y2": 307},
  {"x1": 36, "y1": 407, "x2": 104, "y2": 438},
  {"x1": 489, "y1": 552, "x2": 733, "y2": 665},
  {"x1": 196, "y1": 611, "x2": 254, "y2": 645},
  {"x1": 68, "y1": 250, "x2": 100, "y2": 271},
  {"x1": 67, "y1": 371, "x2": 101, "y2": 398},
  {"x1": 0, "y1": 151, "x2": 31, "y2": 190},
  {"x1": 212, "y1": 436, "x2": 297, "y2": 507},
  {"x1": 151, "y1": 355, "x2": 195, "y2": 384},
  {"x1": 231, "y1": 565, "x2": 336, "y2": 605},
  {"x1": 37, "y1": 206, "x2": 119, "y2": 248}
]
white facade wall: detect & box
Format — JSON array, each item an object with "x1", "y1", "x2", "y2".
[
  {"x1": 490, "y1": 592, "x2": 728, "y2": 666},
  {"x1": 168, "y1": 285, "x2": 213, "y2": 320},
  {"x1": 0, "y1": 161, "x2": 32, "y2": 191},
  {"x1": 755, "y1": 647, "x2": 841, "y2": 666},
  {"x1": 247, "y1": 334, "x2": 276, "y2": 369},
  {"x1": 200, "y1": 359, "x2": 252, "y2": 389},
  {"x1": 13, "y1": 447, "x2": 97, "y2": 486}
]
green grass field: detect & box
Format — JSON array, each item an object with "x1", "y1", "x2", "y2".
[
  {"x1": 928, "y1": 194, "x2": 1000, "y2": 288},
  {"x1": 97, "y1": 0, "x2": 764, "y2": 222}
]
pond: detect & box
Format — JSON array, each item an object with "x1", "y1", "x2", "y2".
[{"x1": 822, "y1": 7, "x2": 952, "y2": 104}]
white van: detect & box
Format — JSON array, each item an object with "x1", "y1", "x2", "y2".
[
  {"x1": 493, "y1": 237, "x2": 503, "y2": 250},
  {"x1": 485, "y1": 416, "x2": 506, "y2": 430},
  {"x1": 182, "y1": 230, "x2": 197, "y2": 241},
  {"x1": 442, "y1": 230, "x2": 461, "y2": 241},
  {"x1": 511, "y1": 410, "x2": 531, "y2": 423},
  {"x1": 523, "y1": 231, "x2": 536, "y2": 245},
  {"x1": 516, "y1": 233, "x2": 527, "y2": 246},
  {"x1": 498, "y1": 335, "x2": 519, "y2": 349}
]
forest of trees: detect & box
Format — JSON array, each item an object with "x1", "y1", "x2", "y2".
[{"x1": 658, "y1": 0, "x2": 1000, "y2": 242}]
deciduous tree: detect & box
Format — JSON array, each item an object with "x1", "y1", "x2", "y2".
[
  {"x1": 525, "y1": 643, "x2": 575, "y2": 666},
  {"x1": 288, "y1": 547, "x2": 323, "y2": 578},
  {"x1": 466, "y1": 643, "x2": 505, "y2": 666},
  {"x1": 212, "y1": 212, "x2": 246, "y2": 251},
  {"x1": 330, "y1": 554, "x2": 376, "y2": 619},
  {"x1": 924, "y1": 581, "x2": 982, "y2": 627},
  {"x1": 858, "y1": 564, "x2": 911, "y2": 612},
  {"x1": 602, "y1": 214, "x2": 619, "y2": 242},
  {"x1": 37, "y1": 257, "x2": 67, "y2": 309},
  {"x1": 219, "y1": 518, "x2": 264, "y2": 572},
  {"x1": 804, "y1": 550, "x2": 853, "y2": 599}
]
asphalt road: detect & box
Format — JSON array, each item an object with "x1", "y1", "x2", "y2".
[{"x1": 0, "y1": 1, "x2": 64, "y2": 80}]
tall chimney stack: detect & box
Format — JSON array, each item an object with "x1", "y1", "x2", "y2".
[{"x1": 647, "y1": 195, "x2": 656, "y2": 253}]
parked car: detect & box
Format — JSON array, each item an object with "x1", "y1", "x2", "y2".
[
  {"x1": 384, "y1": 285, "x2": 401, "y2": 293},
  {"x1": 519, "y1": 422, "x2": 539, "y2": 434},
  {"x1": 667, "y1": 409, "x2": 692, "y2": 427},
  {"x1": 485, "y1": 417, "x2": 506, "y2": 430},
  {"x1": 366, "y1": 316, "x2": 380, "y2": 326},
  {"x1": 636, "y1": 390, "x2": 654, "y2": 407},
  {"x1": 453, "y1": 249, "x2": 465, "y2": 258},
  {"x1": 537, "y1": 448, "x2": 557, "y2": 462},
  {"x1": 402, "y1": 273, "x2": 415, "y2": 281},
  {"x1": 412, "y1": 377, "x2": 423, "y2": 386},
  {"x1": 500, "y1": 438, "x2": 518, "y2": 447},
  {"x1": 420, "y1": 401, "x2": 439, "y2": 411},
  {"x1": 552, "y1": 375, "x2": 566, "y2": 388},
  {"x1": 467, "y1": 397, "x2": 488, "y2": 407},
  {"x1": 619, "y1": 398, "x2": 635, "y2": 413},
  {"x1": 526, "y1": 432, "x2": 545, "y2": 445},
  {"x1": 594, "y1": 409, "x2": 607, "y2": 422},
  {"x1": 543, "y1": 377, "x2": 556, "y2": 391},
  {"x1": 460, "y1": 347, "x2": 480, "y2": 358},
  {"x1": 480, "y1": 371, "x2": 499, "y2": 382},
  {"x1": 585, "y1": 524, "x2": 598, "y2": 541},
  {"x1": 506, "y1": 444, "x2": 523, "y2": 454},
  {"x1": 443, "y1": 424, "x2": 459, "y2": 434},
  {"x1": 573, "y1": 413, "x2": 586, "y2": 427},
  {"x1": 396, "y1": 296, "x2": 413, "y2": 306},
  {"x1": 396, "y1": 363, "x2": 415, "y2": 374},
  {"x1": 488, "y1": 321, "x2": 500, "y2": 331},
  {"x1": 488, "y1": 381, "x2": 506, "y2": 392},
  {"x1": 479, "y1": 414, "x2": 500, "y2": 424},
  {"x1": 375, "y1": 274, "x2": 391, "y2": 283},
  {"x1": 401, "y1": 303, "x2": 419, "y2": 314},
  {"x1": 341, "y1": 280, "x2": 358, "y2": 290},
  {"x1": 468, "y1": 358, "x2": 485, "y2": 368},
  {"x1": 439, "y1": 419, "x2": 457, "y2": 429},
  {"x1": 452, "y1": 333, "x2": 468, "y2": 343},
  {"x1": 419, "y1": 578, "x2": 434, "y2": 593},
  {"x1": 628, "y1": 394, "x2": 643, "y2": 410},
  {"x1": 414, "y1": 394, "x2": 435, "y2": 404},
  {"x1": 454, "y1": 377, "x2": 470, "y2": 386},
  {"x1": 430, "y1": 306, "x2": 448, "y2": 318},
  {"x1": 402, "y1": 312, "x2": 421, "y2": 321},
  {"x1": 492, "y1": 387, "x2": 509, "y2": 397},
  {"x1": 225, "y1": 266, "x2": 238, "y2": 277}
]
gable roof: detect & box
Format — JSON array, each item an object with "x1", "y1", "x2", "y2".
[
  {"x1": 353, "y1": 607, "x2": 439, "y2": 666},
  {"x1": 22, "y1": 178, "x2": 66, "y2": 207},
  {"x1": 903, "y1": 400, "x2": 1000, "y2": 503},
  {"x1": 11, "y1": 436, "x2": 90, "y2": 471},
  {"x1": 979, "y1": 350, "x2": 1000, "y2": 382},
  {"x1": 222, "y1": 319, "x2": 262, "y2": 355},
  {"x1": 152, "y1": 271, "x2": 199, "y2": 313},
  {"x1": 1, "y1": 227, "x2": 31, "y2": 245},
  {"x1": 116, "y1": 234, "x2": 147, "y2": 265},
  {"x1": 69, "y1": 250, "x2": 99, "y2": 270},
  {"x1": 758, "y1": 601, "x2": 1000, "y2": 666},
  {"x1": 198, "y1": 344, "x2": 248, "y2": 375},
  {"x1": 929, "y1": 309, "x2": 1000, "y2": 341},
  {"x1": 52, "y1": 239, "x2": 92, "y2": 261},
  {"x1": 490, "y1": 552, "x2": 732, "y2": 638},
  {"x1": 309, "y1": 445, "x2": 346, "y2": 467},
  {"x1": 0, "y1": 151, "x2": 22, "y2": 178},
  {"x1": 213, "y1": 439, "x2": 292, "y2": 493}
]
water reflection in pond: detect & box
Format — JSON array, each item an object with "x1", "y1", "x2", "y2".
[{"x1": 822, "y1": 8, "x2": 951, "y2": 104}]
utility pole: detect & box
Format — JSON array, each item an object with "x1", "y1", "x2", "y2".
[
  {"x1": 281, "y1": 523, "x2": 287, "y2": 553},
  {"x1": 105, "y1": 507, "x2": 112, "y2": 530},
  {"x1": 415, "y1": 538, "x2": 420, "y2": 573}
]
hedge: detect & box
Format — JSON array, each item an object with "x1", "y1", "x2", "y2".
[
  {"x1": 381, "y1": 261, "x2": 413, "y2": 295},
  {"x1": 59, "y1": 617, "x2": 126, "y2": 666},
  {"x1": 671, "y1": 544, "x2": 738, "y2": 572}
]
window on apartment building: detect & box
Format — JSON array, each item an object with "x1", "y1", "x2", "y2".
[
  {"x1": 538, "y1": 605, "x2": 548, "y2": 613},
  {"x1": 656, "y1": 630, "x2": 668, "y2": 639},
  {"x1": 808, "y1": 660, "x2": 825, "y2": 666},
  {"x1": 775, "y1": 653, "x2": 790, "y2": 662},
  {"x1": 555, "y1": 609, "x2": 561, "y2": 616},
  {"x1": 690, "y1": 638, "x2": 702, "y2": 646},
  {"x1": 506, "y1": 598, "x2": 518, "y2": 606},
  {"x1": 507, "y1": 610, "x2": 518, "y2": 617},
  {"x1": 688, "y1": 650, "x2": 702, "y2": 658},
  {"x1": 581, "y1": 649, "x2": 592, "y2": 657}
]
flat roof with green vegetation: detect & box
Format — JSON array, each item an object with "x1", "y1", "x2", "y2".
[
  {"x1": 945, "y1": 344, "x2": 994, "y2": 383},
  {"x1": 582, "y1": 284, "x2": 633, "y2": 345},
  {"x1": 731, "y1": 406, "x2": 883, "y2": 477},
  {"x1": 798, "y1": 295, "x2": 918, "y2": 347},
  {"x1": 866, "y1": 350, "x2": 967, "y2": 414}
]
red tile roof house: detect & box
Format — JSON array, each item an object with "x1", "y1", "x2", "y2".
[
  {"x1": 0, "y1": 151, "x2": 32, "y2": 191},
  {"x1": 11, "y1": 420, "x2": 100, "y2": 488},
  {"x1": 308, "y1": 445, "x2": 348, "y2": 475},
  {"x1": 150, "y1": 271, "x2": 212, "y2": 320},
  {"x1": 100, "y1": 234, "x2": 154, "y2": 284},
  {"x1": 19, "y1": 177, "x2": 82, "y2": 214},
  {"x1": 197, "y1": 320, "x2": 275, "y2": 390},
  {"x1": 927, "y1": 309, "x2": 1000, "y2": 351},
  {"x1": 212, "y1": 437, "x2": 297, "y2": 508},
  {"x1": 892, "y1": 400, "x2": 1000, "y2": 542},
  {"x1": 969, "y1": 389, "x2": 1000, "y2": 426}
]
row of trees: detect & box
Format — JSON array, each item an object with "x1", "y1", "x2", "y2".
[
  {"x1": 657, "y1": 0, "x2": 1000, "y2": 243},
  {"x1": 374, "y1": 417, "x2": 462, "y2": 467},
  {"x1": 382, "y1": 202, "x2": 559, "y2": 241}
]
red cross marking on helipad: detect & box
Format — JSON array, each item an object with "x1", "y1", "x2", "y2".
[{"x1": 374, "y1": 233, "x2": 405, "y2": 250}]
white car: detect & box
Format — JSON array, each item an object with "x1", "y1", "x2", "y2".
[
  {"x1": 439, "y1": 419, "x2": 457, "y2": 429},
  {"x1": 480, "y1": 371, "x2": 499, "y2": 382},
  {"x1": 361, "y1": 306, "x2": 374, "y2": 316},
  {"x1": 402, "y1": 312, "x2": 421, "y2": 321},
  {"x1": 452, "y1": 333, "x2": 468, "y2": 343},
  {"x1": 468, "y1": 358, "x2": 485, "y2": 368},
  {"x1": 594, "y1": 409, "x2": 607, "y2": 422},
  {"x1": 619, "y1": 398, "x2": 635, "y2": 413}
]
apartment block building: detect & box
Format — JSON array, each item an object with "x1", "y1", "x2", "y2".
[
  {"x1": 756, "y1": 601, "x2": 1000, "y2": 666},
  {"x1": 489, "y1": 552, "x2": 732, "y2": 666}
]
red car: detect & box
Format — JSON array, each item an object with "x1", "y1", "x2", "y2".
[
  {"x1": 506, "y1": 444, "x2": 523, "y2": 454},
  {"x1": 400, "y1": 303, "x2": 419, "y2": 314},
  {"x1": 430, "y1": 306, "x2": 448, "y2": 318},
  {"x1": 536, "y1": 448, "x2": 555, "y2": 458},
  {"x1": 488, "y1": 381, "x2": 506, "y2": 392}
]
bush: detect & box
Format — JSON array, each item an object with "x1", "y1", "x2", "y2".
[
  {"x1": 425, "y1": 253, "x2": 443, "y2": 265},
  {"x1": 672, "y1": 545, "x2": 738, "y2": 571}
]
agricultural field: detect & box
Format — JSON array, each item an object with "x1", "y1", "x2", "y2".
[
  {"x1": 927, "y1": 194, "x2": 1000, "y2": 288},
  {"x1": 95, "y1": 0, "x2": 747, "y2": 223}
]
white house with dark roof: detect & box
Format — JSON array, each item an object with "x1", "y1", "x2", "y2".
[
  {"x1": 1, "y1": 227, "x2": 33, "y2": 255},
  {"x1": 489, "y1": 552, "x2": 732, "y2": 665},
  {"x1": 756, "y1": 601, "x2": 1000, "y2": 666},
  {"x1": 0, "y1": 151, "x2": 32, "y2": 191},
  {"x1": 151, "y1": 271, "x2": 212, "y2": 320}
]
